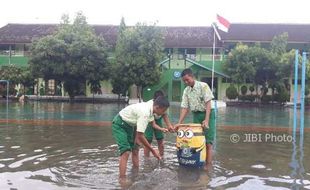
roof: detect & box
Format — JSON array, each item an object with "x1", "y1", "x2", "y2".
[
  {"x1": 0, "y1": 24, "x2": 57, "y2": 44},
  {"x1": 1, "y1": 23, "x2": 310, "y2": 47},
  {"x1": 0, "y1": 24, "x2": 215, "y2": 47},
  {"x1": 219, "y1": 23, "x2": 310, "y2": 43}
]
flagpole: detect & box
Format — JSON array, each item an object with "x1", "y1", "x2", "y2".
[{"x1": 211, "y1": 24, "x2": 216, "y2": 93}]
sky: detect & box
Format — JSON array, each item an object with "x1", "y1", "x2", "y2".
[{"x1": 1, "y1": 0, "x2": 310, "y2": 28}]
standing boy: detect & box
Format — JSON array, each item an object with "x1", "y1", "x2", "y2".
[
  {"x1": 175, "y1": 68, "x2": 215, "y2": 167},
  {"x1": 112, "y1": 96, "x2": 170, "y2": 180}
]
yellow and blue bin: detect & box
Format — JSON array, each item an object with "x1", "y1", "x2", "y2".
[{"x1": 176, "y1": 124, "x2": 206, "y2": 167}]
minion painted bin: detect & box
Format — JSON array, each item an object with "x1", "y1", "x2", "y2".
[{"x1": 176, "y1": 124, "x2": 206, "y2": 167}]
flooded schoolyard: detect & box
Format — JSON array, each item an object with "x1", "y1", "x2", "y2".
[{"x1": 0, "y1": 102, "x2": 309, "y2": 189}]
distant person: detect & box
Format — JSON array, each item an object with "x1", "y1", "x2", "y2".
[
  {"x1": 144, "y1": 90, "x2": 174, "y2": 157},
  {"x1": 111, "y1": 96, "x2": 170, "y2": 181},
  {"x1": 19, "y1": 95, "x2": 28, "y2": 103},
  {"x1": 175, "y1": 68, "x2": 215, "y2": 169}
]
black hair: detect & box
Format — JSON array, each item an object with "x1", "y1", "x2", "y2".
[
  {"x1": 181, "y1": 68, "x2": 193, "y2": 77},
  {"x1": 153, "y1": 90, "x2": 165, "y2": 100},
  {"x1": 154, "y1": 96, "x2": 170, "y2": 108}
]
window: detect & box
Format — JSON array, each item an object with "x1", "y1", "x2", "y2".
[
  {"x1": 186, "y1": 48, "x2": 196, "y2": 60},
  {"x1": 178, "y1": 48, "x2": 185, "y2": 60},
  {"x1": 164, "y1": 48, "x2": 173, "y2": 59},
  {"x1": 222, "y1": 78, "x2": 232, "y2": 83},
  {"x1": 48, "y1": 80, "x2": 55, "y2": 95}
]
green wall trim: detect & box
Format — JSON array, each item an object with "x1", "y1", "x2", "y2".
[
  {"x1": 0, "y1": 56, "x2": 29, "y2": 67},
  {"x1": 186, "y1": 58, "x2": 230, "y2": 78}
]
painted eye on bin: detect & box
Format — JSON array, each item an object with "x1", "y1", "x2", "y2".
[
  {"x1": 177, "y1": 130, "x2": 184, "y2": 138},
  {"x1": 185, "y1": 130, "x2": 194, "y2": 138}
]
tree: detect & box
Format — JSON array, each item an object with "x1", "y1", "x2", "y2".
[
  {"x1": 114, "y1": 22, "x2": 164, "y2": 101},
  {"x1": 250, "y1": 46, "x2": 276, "y2": 98},
  {"x1": 29, "y1": 12, "x2": 110, "y2": 100},
  {"x1": 110, "y1": 17, "x2": 132, "y2": 100},
  {"x1": 271, "y1": 32, "x2": 288, "y2": 55},
  {"x1": 223, "y1": 43, "x2": 256, "y2": 93},
  {"x1": 0, "y1": 65, "x2": 21, "y2": 95},
  {"x1": 20, "y1": 67, "x2": 37, "y2": 95},
  {"x1": 224, "y1": 42, "x2": 279, "y2": 101}
]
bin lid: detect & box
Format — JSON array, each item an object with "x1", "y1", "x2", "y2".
[{"x1": 177, "y1": 123, "x2": 202, "y2": 127}]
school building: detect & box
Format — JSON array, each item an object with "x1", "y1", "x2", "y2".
[{"x1": 0, "y1": 23, "x2": 310, "y2": 102}]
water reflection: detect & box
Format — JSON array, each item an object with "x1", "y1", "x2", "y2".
[
  {"x1": 0, "y1": 102, "x2": 309, "y2": 189},
  {"x1": 290, "y1": 132, "x2": 306, "y2": 190}
]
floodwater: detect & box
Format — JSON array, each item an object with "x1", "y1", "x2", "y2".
[{"x1": 0, "y1": 102, "x2": 309, "y2": 190}]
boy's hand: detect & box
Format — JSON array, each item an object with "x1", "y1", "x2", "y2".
[
  {"x1": 202, "y1": 120, "x2": 209, "y2": 129},
  {"x1": 167, "y1": 125, "x2": 175, "y2": 132},
  {"x1": 173, "y1": 123, "x2": 181, "y2": 132},
  {"x1": 152, "y1": 149, "x2": 162, "y2": 160},
  {"x1": 161, "y1": 128, "x2": 169, "y2": 133}
]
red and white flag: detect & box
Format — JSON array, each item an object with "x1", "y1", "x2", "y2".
[{"x1": 216, "y1": 14, "x2": 230, "y2": 32}]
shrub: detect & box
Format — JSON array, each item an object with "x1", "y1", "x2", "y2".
[
  {"x1": 249, "y1": 85, "x2": 255, "y2": 94},
  {"x1": 241, "y1": 85, "x2": 248, "y2": 95},
  {"x1": 274, "y1": 91, "x2": 290, "y2": 103},
  {"x1": 226, "y1": 85, "x2": 238, "y2": 100},
  {"x1": 261, "y1": 95, "x2": 272, "y2": 103}
]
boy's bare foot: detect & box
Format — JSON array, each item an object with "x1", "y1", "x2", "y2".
[
  {"x1": 204, "y1": 162, "x2": 213, "y2": 171},
  {"x1": 119, "y1": 177, "x2": 132, "y2": 189}
]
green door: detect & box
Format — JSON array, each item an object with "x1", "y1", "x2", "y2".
[{"x1": 172, "y1": 80, "x2": 181, "y2": 102}]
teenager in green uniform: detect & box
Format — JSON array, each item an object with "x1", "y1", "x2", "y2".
[
  {"x1": 144, "y1": 90, "x2": 174, "y2": 157},
  {"x1": 112, "y1": 96, "x2": 170, "y2": 180},
  {"x1": 175, "y1": 68, "x2": 215, "y2": 167}
]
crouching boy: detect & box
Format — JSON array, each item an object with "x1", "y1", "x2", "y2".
[{"x1": 112, "y1": 96, "x2": 170, "y2": 180}]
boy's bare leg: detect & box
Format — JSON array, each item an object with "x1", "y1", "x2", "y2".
[
  {"x1": 144, "y1": 147, "x2": 150, "y2": 157},
  {"x1": 206, "y1": 144, "x2": 212, "y2": 164},
  {"x1": 204, "y1": 144, "x2": 212, "y2": 170},
  {"x1": 132, "y1": 149, "x2": 140, "y2": 168},
  {"x1": 119, "y1": 151, "x2": 130, "y2": 179},
  {"x1": 157, "y1": 139, "x2": 164, "y2": 157}
]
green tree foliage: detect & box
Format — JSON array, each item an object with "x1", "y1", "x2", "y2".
[
  {"x1": 223, "y1": 43, "x2": 256, "y2": 92},
  {"x1": 29, "y1": 12, "x2": 110, "y2": 99},
  {"x1": 110, "y1": 17, "x2": 132, "y2": 98},
  {"x1": 19, "y1": 67, "x2": 37, "y2": 95},
  {"x1": 0, "y1": 65, "x2": 20, "y2": 95},
  {"x1": 271, "y1": 32, "x2": 288, "y2": 55},
  {"x1": 250, "y1": 46, "x2": 277, "y2": 93},
  {"x1": 113, "y1": 21, "x2": 164, "y2": 100},
  {"x1": 224, "y1": 34, "x2": 292, "y2": 102}
]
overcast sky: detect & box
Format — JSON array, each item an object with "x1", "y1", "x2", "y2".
[{"x1": 1, "y1": 0, "x2": 310, "y2": 28}]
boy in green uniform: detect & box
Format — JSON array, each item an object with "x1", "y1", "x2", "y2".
[
  {"x1": 144, "y1": 90, "x2": 174, "y2": 157},
  {"x1": 112, "y1": 96, "x2": 170, "y2": 180},
  {"x1": 175, "y1": 68, "x2": 215, "y2": 168}
]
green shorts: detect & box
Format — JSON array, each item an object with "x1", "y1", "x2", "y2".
[
  {"x1": 192, "y1": 109, "x2": 216, "y2": 144},
  {"x1": 111, "y1": 114, "x2": 138, "y2": 155},
  {"x1": 144, "y1": 117, "x2": 164, "y2": 143}
]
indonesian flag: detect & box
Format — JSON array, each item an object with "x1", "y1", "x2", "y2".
[{"x1": 216, "y1": 14, "x2": 230, "y2": 32}]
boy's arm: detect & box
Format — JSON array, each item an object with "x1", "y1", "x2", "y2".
[
  {"x1": 151, "y1": 120, "x2": 168, "y2": 132},
  {"x1": 162, "y1": 114, "x2": 174, "y2": 132},
  {"x1": 136, "y1": 132, "x2": 161, "y2": 160},
  {"x1": 202, "y1": 100, "x2": 211, "y2": 129},
  {"x1": 173, "y1": 108, "x2": 189, "y2": 132},
  {"x1": 177, "y1": 108, "x2": 189, "y2": 124},
  {"x1": 135, "y1": 116, "x2": 161, "y2": 159}
]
